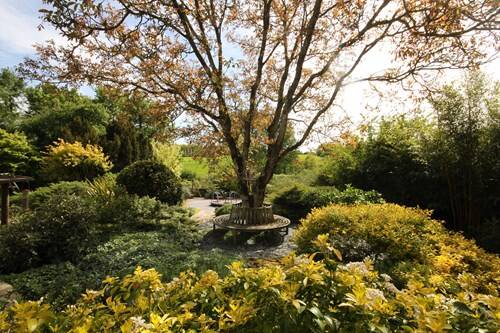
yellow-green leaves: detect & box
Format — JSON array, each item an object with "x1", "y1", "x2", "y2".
[
  {"x1": 42, "y1": 139, "x2": 112, "y2": 182},
  {"x1": 295, "y1": 203, "x2": 500, "y2": 297},
  {"x1": 8, "y1": 301, "x2": 54, "y2": 333},
  {"x1": 1, "y1": 253, "x2": 499, "y2": 332}
]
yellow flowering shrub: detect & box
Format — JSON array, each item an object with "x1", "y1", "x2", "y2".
[
  {"x1": 294, "y1": 203, "x2": 500, "y2": 296},
  {"x1": 42, "y1": 139, "x2": 113, "y2": 181},
  {"x1": 1, "y1": 249, "x2": 498, "y2": 332}
]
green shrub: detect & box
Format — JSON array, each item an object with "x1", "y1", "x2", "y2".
[
  {"x1": 0, "y1": 129, "x2": 38, "y2": 174},
  {"x1": 0, "y1": 220, "x2": 42, "y2": 273},
  {"x1": 180, "y1": 169, "x2": 196, "y2": 180},
  {"x1": 94, "y1": 192, "x2": 199, "y2": 245},
  {"x1": 81, "y1": 232, "x2": 234, "y2": 282},
  {"x1": 117, "y1": 160, "x2": 182, "y2": 205},
  {"x1": 273, "y1": 184, "x2": 384, "y2": 222},
  {"x1": 11, "y1": 181, "x2": 89, "y2": 210},
  {"x1": 1, "y1": 262, "x2": 89, "y2": 309},
  {"x1": 24, "y1": 194, "x2": 98, "y2": 263},
  {"x1": 294, "y1": 203, "x2": 500, "y2": 295},
  {"x1": 1, "y1": 254, "x2": 498, "y2": 332},
  {"x1": 0, "y1": 194, "x2": 98, "y2": 274},
  {"x1": 215, "y1": 203, "x2": 233, "y2": 216},
  {"x1": 2, "y1": 232, "x2": 233, "y2": 308},
  {"x1": 42, "y1": 139, "x2": 112, "y2": 182},
  {"x1": 96, "y1": 193, "x2": 162, "y2": 228}
]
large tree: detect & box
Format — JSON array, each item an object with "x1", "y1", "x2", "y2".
[
  {"x1": 0, "y1": 68, "x2": 26, "y2": 130},
  {"x1": 23, "y1": 0, "x2": 499, "y2": 207}
]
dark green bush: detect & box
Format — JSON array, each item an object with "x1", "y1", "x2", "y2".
[
  {"x1": 273, "y1": 184, "x2": 384, "y2": 222},
  {"x1": 96, "y1": 194, "x2": 198, "y2": 244},
  {"x1": 0, "y1": 220, "x2": 41, "y2": 274},
  {"x1": 180, "y1": 169, "x2": 196, "y2": 180},
  {"x1": 81, "y1": 232, "x2": 234, "y2": 282},
  {"x1": 0, "y1": 194, "x2": 98, "y2": 274},
  {"x1": 27, "y1": 194, "x2": 98, "y2": 265},
  {"x1": 11, "y1": 181, "x2": 89, "y2": 210},
  {"x1": 116, "y1": 160, "x2": 182, "y2": 204},
  {"x1": 1, "y1": 262, "x2": 89, "y2": 309},
  {"x1": 97, "y1": 194, "x2": 163, "y2": 227}
]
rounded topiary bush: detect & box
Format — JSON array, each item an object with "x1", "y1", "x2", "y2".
[
  {"x1": 294, "y1": 203, "x2": 500, "y2": 295},
  {"x1": 116, "y1": 160, "x2": 182, "y2": 205}
]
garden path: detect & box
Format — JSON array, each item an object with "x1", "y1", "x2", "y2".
[{"x1": 184, "y1": 198, "x2": 296, "y2": 260}]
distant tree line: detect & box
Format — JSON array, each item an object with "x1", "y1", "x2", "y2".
[{"x1": 0, "y1": 68, "x2": 174, "y2": 179}]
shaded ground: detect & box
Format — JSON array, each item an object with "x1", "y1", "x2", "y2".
[{"x1": 184, "y1": 198, "x2": 296, "y2": 259}]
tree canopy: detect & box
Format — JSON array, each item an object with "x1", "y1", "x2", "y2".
[
  {"x1": 0, "y1": 68, "x2": 26, "y2": 130},
  {"x1": 23, "y1": 0, "x2": 499, "y2": 206}
]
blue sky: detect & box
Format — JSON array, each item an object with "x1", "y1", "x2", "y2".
[
  {"x1": 0, "y1": 0, "x2": 96, "y2": 94},
  {"x1": 1, "y1": 0, "x2": 498, "y2": 139},
  {"x1": 0, "y1": 0, "x2": 55, "y2": 69}
]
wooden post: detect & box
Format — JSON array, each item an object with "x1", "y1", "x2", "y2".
[
  {"x1": 22, "y1": 189, "x2": 30, "y2": 211},
  {"x1": 1, "y1": 183, "x2": 9, "y2": 225}
]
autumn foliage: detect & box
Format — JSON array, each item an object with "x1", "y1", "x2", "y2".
[{"x1": 23, "y1": 0, "x2": 499, "y2": 206}]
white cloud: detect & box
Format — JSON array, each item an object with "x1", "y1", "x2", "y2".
[{"x1": 0, "y1": 0, "x2": 63, "y2": 55}]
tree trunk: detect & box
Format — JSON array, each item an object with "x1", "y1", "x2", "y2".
[{"x1": 238, "y1": 179, "x2": 267, "y2": 208}]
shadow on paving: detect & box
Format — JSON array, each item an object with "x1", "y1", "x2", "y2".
[
  {"x1": 185, "y1": 197, "x2": 297, "y2": 260},
  {"x1": 199, "y1": 226, "x2": 297, "y2": 260}
]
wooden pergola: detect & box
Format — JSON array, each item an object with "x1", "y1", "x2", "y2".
[{"x1": 0, "y1": 175, "x2": 33, "y2": 225}]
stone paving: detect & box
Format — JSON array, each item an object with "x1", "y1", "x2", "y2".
[
  {"x1": 185, "y1": 198, "x2": 297, "y2": 260},
  {"x1": 0, "y1": 282, "x2": 18, "y2": 306}
]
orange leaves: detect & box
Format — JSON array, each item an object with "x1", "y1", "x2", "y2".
[{"x1": 23, "y1": 0, "x2": 498, "y2": 190}]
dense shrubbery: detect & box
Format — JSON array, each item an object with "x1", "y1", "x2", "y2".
[
  {"x1": 1, "y1": 253, "x2": 498, "y2": 332},
  {"x1": 80, "y1": 232, "x2": 232, "y2": 280},
  {"x1": 2, "y1": 188, "x2": 197, "y2": 273},
  {"x1": 273, "y1": 184, "x2": 384, "y2": 222},
  {"x1": 117, "y1": 160, "x2": 182, "y2": 205},
  {"x1": 1, "y1": 262, "x2": 86, "y2": 308},
  {"x1": 294, "y1": 203, "x2": 500, "y2": 295},
  {"x1": 3, "y1": 232, "x2": 234, "y2": 308},
  {"x1": 0, "y1": 194, "x2": 98, "y2": 274},
  {"x1": 0, "y1": 172, "x2": 238, "y2": 307},
  {"x1": 11, "y1": 181, "x2": 89, "y2": 210},
  {"x1": 42, "y1": 139, "x2": 112, "y2": 182},
  {"x1": 0, "y1": 178, "x2": 235, "y2": 307}
]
